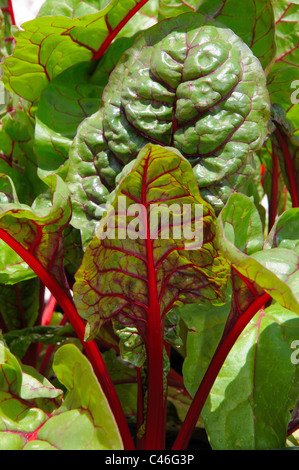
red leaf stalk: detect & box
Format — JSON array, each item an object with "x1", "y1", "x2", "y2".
[
  {"x1": 0, "y1": 228, "x2": 135, "y2": 450},
  {"x1": 172, "y1": 292, "x2": 271, "y2": 450}
]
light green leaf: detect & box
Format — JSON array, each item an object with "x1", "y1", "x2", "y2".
[{"x1": 202, "y1": 305, "x2": 299, "y2": 449}]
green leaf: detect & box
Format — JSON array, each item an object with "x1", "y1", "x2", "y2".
[
  {"x1": 31, "y1": 344, "x2": 123, "y2": 450},
  {"x1": 267, "y1": 1, "x2": 299, "y2": 113},
  {"x1": 2, "y1": 0, "x2": 150, "y2": 103},
  {"x1": 201, "y1": 305, "x2": 299, "y2": 449},
  {"x1": 0, "y1": 341, "x2": 63, "y2": 450},
  {"x1": 73, "y1": 143, "x2": 229, "y2": 343},
  {"x1": 158, "y1": 0, "x2": 198, "y2": 19},
  {"x1": 67, "y1": 12, "x2": 270, "y2": 227},
  {"x1": 35, "y1": 35, "x2": 137, "y2": 181},
  {"x1": 180, "y1": 284, "x2": 232, "y2": 397},
  {"x1": 37, "y1": 0, "x2": 111, "y2": 17},
  {"x1": 0, "y1": 106, "x2": 47, "y2": 205},
  {"x1": 266, "y1": 208, "x2": 299, "y2": 253},
  {"x1": 0, "y1": 342, "x2": 123, "y2": 450},
  {"x1": 216, "y1": 193, "x2": 299, "y2": 314},
  {"x1": 196, "y1": 0, "x2": 276, "y2": 70},
  {"x1": 0, "y1": 278, "x2": 40, "y2": 333},
  {"x1": 3, "y1": 323, "x2": 74, "y2": 359},
  {"x1": 0, "y1": 174, "x2": 72, "y2": 288}
]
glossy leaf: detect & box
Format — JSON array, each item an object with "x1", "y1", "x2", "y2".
[
  {"x1": 67, "y1": 11, "x2": 270, "y2": 231},
  {"x1": 0, "y1": 107, "x2": 46, "y2": 205},
  {"x1": 2, "y1": 0, "x2": 150, "y2": 103},
  {"x1": 73, "y1": 143, "x2": 229, "y2": 342},
  {"x1": 197, "y1": 0, "x2": 276, "y2": 70},
  {"x1": 201, "y1": 305, "x2": 299, "y2": 449}
]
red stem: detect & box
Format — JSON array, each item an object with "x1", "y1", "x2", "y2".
[
  {"x1": 92, "y1": 0, "x2": 149, "y2": 60},
  {"x1": 269, "y1": 141, "x2": 279, "y2": 231},
  {"x1": 0, "y1": 228, "x2": 135, "y2": 450},
  {"x1": 172, "y1": 292, "x2": 271, "y2": 450},
  {"x1": 275, "y1": 128, "x2": 299, "y2": 208},
  {"x1": 5, "y1": 0, "x2": 16, "y2": 25},
  {"x1": 142, "y1": 152, "x2": 165, "y2": 450}
]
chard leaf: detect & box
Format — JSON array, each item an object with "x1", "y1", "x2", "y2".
[
  {"x1": 0, "y1": 175, "x2": 72, "y2": 289},
  {"x1": 0, "y1": 342, "x2": 123, "y2": 450},
  {"x1": 67, "y1": 12, "x2": 270, "y2": 229},
  {"x1": 35, "y1": 35, "x2": 137, "y2": 181},
  {"x1": 3, "y1": 323, "x2": 74, "y2": 359},
  {"x1": 267, "y1": 1, "x2": 299, "y2": 113},
  {"x1": 2, "y1": 0, "x2": 150, "y2": 103},
  {"x1": 0, "y1": 341, "x2": 63, "y2": 450},
  {"x1": 266, "y1": 207, "x2": 299, "y2": 253},
  {"x1": 201, "y1": 305, "x2": 299, "y2": 449},
  {"x1": 0, "y1": 278, "x2": 40, "y2": 333},
  {"x1": 196, "y1": 0, "x2": 276, "y2": 70},
  {"x1": 217, "y1": 193, "x2": 299, "y2": 314},
  {"x1": 0, "y1": 106, "x2": 46, "y2": 205},
  {"x1": 73, "y1": 143, "x2": 229, "y2": 343},
  {"x1": 158, "y1": 0, "x2": 198, "y2": 19}
]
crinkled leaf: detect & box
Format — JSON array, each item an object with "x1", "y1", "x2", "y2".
[
  {"x1": 196, "y1": 0, "x2": 276, "y2": 70},
  {"x1": 2, "y1": 0, "x2": 150, "y2": 103},
  {"x1": 216, "y1": 193, "x2": 299, "y2": 314},
  {"x1": 0, "y1": 174, "x2": 72, "y2": 289},
  {"x1": 201, "y1": 305, "x2": 299, "y2": 449},
  {"x1": 73, "y1": 143, "x2": 229, "y2": 343},
  {"x1": 67, "y1": 12, "x2": 270, "y2": 229}
]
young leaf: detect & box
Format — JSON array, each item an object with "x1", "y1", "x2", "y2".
[
  {"x1": 73, "y1": 143, "x2": 229, "y2": 342},
  {"x1": 2, "y1": 0, "x2": 150, "y2": 103},
  {"x1": 196, "y1": 0, "x2": 276, "y2": 70},
  {"x1": 201, "y1": 305, "x2": 299, "y2": 449}
]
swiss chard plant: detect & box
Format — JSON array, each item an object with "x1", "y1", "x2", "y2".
[{"x1": 0, "y1": 0, "x2": 298, "y2": 451}]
